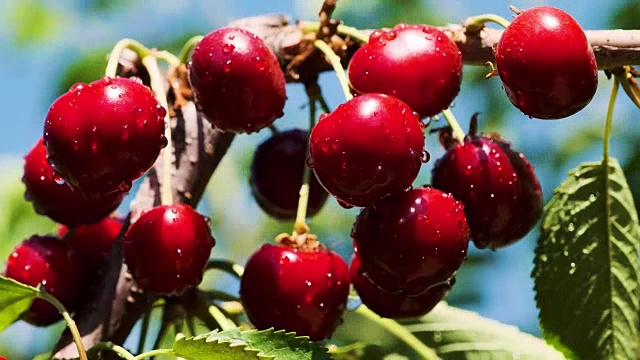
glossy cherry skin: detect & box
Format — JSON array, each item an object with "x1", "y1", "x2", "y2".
[
  {"x1": 350, "y1": 255, "x2": 450, "y2": 318},
  {"x1": 44, "y1": 76, "x2": 167, "y2": 198},
  {"x1": 123, "y1": 204, "x2": 215, "y2": 295},
  {"x1": 495, "y1": 6, "x2": 598, "y2": 119},
  {"x1": 250, "y1": 129, "x2": 328, "y2": 220},
  {"x1": 309, "y1": 94, "x2": 425, "y2": 207},
  {"x1": 23, "y1": 138, "x2": 125, "y2": 227},
  {"x1": 348, "y1": 24, "x2": 463, "y2": 118},
  {"x1": 59, "y1": 217, "x2": 123, "y2": 275},
  {"x1": 240, "y1": 243, "x2": 350, "y2": 341},
  {"x1": 189, "y1": 27, "x2": 287, "y2": 133},
  {"x1": 432, "y1": 134, "x2": 542, "y2": 249},
  {"x1": 3, "y1": 236, "x2": 84, "y2": 326},
  {"x1": 352, "y1": 186, "x2": 469, "y2": 296}
]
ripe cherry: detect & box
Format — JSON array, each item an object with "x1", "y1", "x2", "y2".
[
  {"x1": 240, "y1": 243, "x2": 350, "y2": 341},
  {"x1": 352, "y1": 186, "x2": 469, "y2": 296},
  {"x1": 44, "y1": 76, "x2": 167, "y2": 198},
  {"x1": 23, "y1": 138, "x2": 125, "y2": 227},
  {"x1": 250, "y1": 129, "x2": 328, "y2": 220},
  {"x1": 59, "y1": 217, "x2": 123, "y2": 274},
  {"x1": 189, "y1": 27, "x2": 287, "y2": 133},
  {"x1": 348, "y1": 24, "x2": 463, "y2": 118},
  {"x1": 350, "y1": 254, "x2": 451, "y2": 319},
  {"x1": 309, "y1": 93, "x2": 426, "y2": 208},
  {"x1": 123, "y1": 204, "x2": 214, "y2": 295},
  {"x1": 495, "y1": 6, "x2": 598, "y2": 119},
  {"x1": 431, "y1": 116, "x2": 543, "y2": 249},
  {"x1": 3, "y1": 236, "x2": 84, "y2": 326}
]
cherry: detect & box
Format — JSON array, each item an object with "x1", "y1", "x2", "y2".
[
  {"x1": 495, "y1": 6, "x2": 598, "y2": 119},
  {"x1": 123, "y1": 204, "x2": 215, "y2": 295},
  {"x1": 59, "y1": 217, "x2": 123, "y2": 274},
  {"x1": 188, "y1": 27, "x2": 287, "y2": 133},
  {"x1": 348, "y1": 24, "x2": 463, "y2": 118},
  {"x1": 431, "y1": 117, "x2": 543, "y2": 249},
  {"x1": 352, "y1": 186, "x2": 469, "y2": 296},
  {"x1": 23, "y1": 138, "x2": 125, "y2": 227},
  {"x1": 350, "y1": 254, "x2": 450, "y2": 319},
  {"x1": 3, "y1": 235, "x2": 84, "y2": 326},
  {"x1": 250, "y1": 129, "x2": 328, "y2": 220},
  {"x1": 43, "y1": 76, "x2": 167, "y2": 198},
  {"x1": 309, "y1": 93, "x2": 426, "y2": 207},
  {"x1": 240, "y1": 243, "x2": 350, "y2": 341}
]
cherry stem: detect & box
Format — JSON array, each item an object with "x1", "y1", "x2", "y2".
[
  {"x1": 354, "y1": 305, "x2": 440, "y2": 360},
  {"x1": 268, "y1": 124, "x2": 279, "y2": 135},
  {"x1": 603, "y1": 77, "x2": 620, "y2": 162},
  {"x1": 301, "y1": 22, "x2": 370, "y2": 43},
  {"x1": 38, "y1": 287, "x2": 88, "y2": 360},
  {"x1": 133, "y1": 348, "x2": 174, "y2": 360},
  {"x1": 137, "y1": 308, "x2": 151, "y2": 353},
  {"x1": 313, "y1": 39, "x2": 353, "y2": 101},
  {"x1": 441, "y1": 108, "x2": 466, "y2": 144},
  {"x1": 105, "y1": 38, "x2": 150, "y2": 78},
  {"x1": 209, "y1": 305, "x2": 236, "y2": 331},
  {"x1": 155, "y1": 50, "x2": 180, "y2": 68},
  {"x1": 317, "y1": 93, "x2": 332, "y2": 114},
  {"x1": 465, "y1": 13, "x2": 511, "y2": 30},
  {"x1": 92, "y1": 342, "x2": 136, "y2": 360},
  {"x1": 178, "y1": 35, "x2": 204, "y2": 64},
  {"x1": 293, "y1": 94, "x2": 318, "y2": 232},
  {"x1": 141, "y1": 53, "x2": 174, "y2": 206},
  {"x1": 206, "y1": 259, "x2": 245, "y2": 278}
]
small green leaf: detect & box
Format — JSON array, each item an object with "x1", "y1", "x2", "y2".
[
  {"x1": 398, "y1": 303, "x2": 566, "y2": 360},
  {"x1": 533, "y1": 159, "x2": 640, "y2": 359},
  {"x1": 173, "y1": 328, "x2": 332, "y2": 360},
  {"x1": 0, "y1": 275, "x2": 38, "y2": 332}
]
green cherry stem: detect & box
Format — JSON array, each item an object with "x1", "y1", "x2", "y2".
[
  {"x1": 134, "y1": 348, "x2": 174, "y2": 360},
  {"x1": 38, "y1": 287, "x2": 87, "y2": 360},
  {"x1": 464, "y1": 13, "x2": 511, "y2": 30},
  {"x1": 293, "y1": 93, "x2": 318, "y2": 232},
  {"x1": 603, "y1": 77, "x2": 619, "y2": 162},
  {"x1": 354, "y1": 305, "x2": 439, "y2": 360},
  {"x1": 209, "y1": 305, "x2": 236, "y2": 331},
  {"x1": 441, "y1": 108, "x2": 466, "y2": 144},
  {"x1": 206, "y1": 259, "x2": 245, "y2": 278},
  {"x1": 178, "y1": 35, "x2": 204, "y2": 64},
  {"x1": 91, "y1": 342, "x2": 136, "y2": 360},
  {"x1": 313, "y1": 39, "x2": 353, "y2": 101},
  {"x1": 141, "y1": 53, "x2": 174, "y2": 206},
  {"x1": 105, "y1": 38, "x2": 150, "y2": 78},
  {"x1": 155, "y1": 50, "x2": 181, "y2": 68}
]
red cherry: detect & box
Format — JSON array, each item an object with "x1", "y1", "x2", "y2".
[
  {"x1": 240, "y1": 243, "x2": 350, "y2": 341},
  {"x1": 44, "y1": 77, "x2": 167, "y2": 198},
  {"x1": 495, "y1": 6, "x2": 598, "y2": 119},
  {"x1": 350, "y1": 255, "x2": 450, "y2": 319},
  {"x1": 189, "y1": 27, "x2": 287, "y2": 133},
  {"x1": 3, "y1": 236, "x2": 84, "y2": 326},
  {"x1": 431, "y1": 123, "x2": 542, "y2": 249},
  {"x1": 123, "y1": 204, "x2": 214, "y2": 295},
  {"x1": 309, "y1": 94, "x2": 426, "y2": 207},
  {"x1": 352, "y1": 186, "x2": 469, "y2": 296},
  {"x1": 348, "y1": 24, "x2": 463, "y2": 118},
  {"x1": 59, "y1": 217, "x2": 123, "y2": 274},
  {"x1": 23, "y1": 138, "x2": 125, "y2": 227},
  {"x1": 250, "y1": 129, "x2": 328, "y2": 220}
]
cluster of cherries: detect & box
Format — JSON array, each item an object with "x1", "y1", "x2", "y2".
[{"x1": 3, "y1": 4, "x2": 597, "y2": 345}]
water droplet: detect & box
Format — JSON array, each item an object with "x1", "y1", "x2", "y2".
[
  {"x1": 69, "y1": 82, "x2": 87, "y2": 92},
  {"x1": 222, "y1": 43, "x2": 235, "y2": 53},
  {"x1": 101, "y1": 75, "x2": 112, "y2": 85},
  {"x1": 223, "y1": 60, "x2": 231, "y2": 72},
  {"x1": 157, "y1": 105, "x2": 167, "y2": 118},
  {"x1": 119, "y1": 181, "x2": 132, "y2": 192},
  {"x1": 421, "y1": 150, "x2": 430, "y2": 163},
  {"x1": 383, "y1": 31, "x2": 396, "y2": 41},
  {"x1": 228, "y1": 35, "x2": 235, "y2": 40},
  {"x1": 305, "y1": 280, "x2": 312, "y2": 287},
  {"x1": 306, "y1": 157, "x2": 315, "y2": 168},
  {"x1": 52, "y1": 172, "x2": 65, "y2": 185},
  {"x1": 159, "y1": 135, "x2": 168, "y2": 148}
]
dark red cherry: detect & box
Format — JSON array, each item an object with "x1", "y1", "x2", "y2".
[
  {"x1": 431, "y1": 119, "x2": 543, "y2": 249},
  {"x1": 240, "y1": 243, "x2": 350, "y2": 341},
  {"x1": 348, "y1": 23, "x2": 463, "y2": 118},
  {"x1": 123, "y1": 204, "x2": 214, "y2": 295},
  {"x1": 188, "y1": 27, "x2": 287, "y2": 133},
  {"x1": 3, "y1": 235, "x2": 84, "y2": 326},
  {"x1": 350, "y1": 255, "x2": 450, "y2": 318},
  {"x1": 309, "y1": 93, "x2": 425, "y2": 207},
  {"x1": 352, "y1": 186, "x2": 469, "y2": 296},
  {"x1": 43, "y1": 76, "x2": 167, "y2": 198},
  {"x1": 59, "y1": 217, "x2": 123, "y2": 274},
  {"x1": 250, "y1": 129, "x2": 328, "y2": 220},
  {"x1": 23, "y1": 138, "x2": 125, "y2": 227},
  {"x1": 495, "y1": 6, "x2": 598, "y2": 119}
]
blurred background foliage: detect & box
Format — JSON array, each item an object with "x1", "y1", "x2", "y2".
[{"x1": 0, "y1": 0, "x2": 639, "y2": 358}]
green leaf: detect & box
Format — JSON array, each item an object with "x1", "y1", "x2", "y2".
[
  {"x1": 533, "y1": 159, "x2": 640, "y2": 359},
  {"x1": 5, "y1": 0, "x2": 67, "y2": 45},
  {"x1": 398, "y1": 303, "x2": 566, "y2": 360},
  {"x1": 0, "y1": 275, "x2": 38, "y2": 333},
  {"x1": 173, "y1": 328, "x2": 332, "y2": 360}
]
